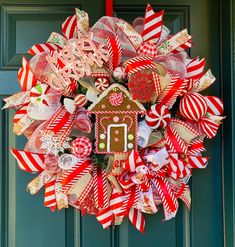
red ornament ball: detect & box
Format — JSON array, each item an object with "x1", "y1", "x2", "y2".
[
  {"x1": 95, "y1": 78, "x2": 110, "y2": 92},
  {"x1": 179, "y1": 92, "x2": 208, "y2": 121},
  {"x1": 71, "y1": 137, "x2": 92, "y2": 158},
  {"x1": 146, "y1": 104, "x2": 171, "y2": 129}
]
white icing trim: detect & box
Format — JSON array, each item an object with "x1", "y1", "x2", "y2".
[
  {"x1": 88, "y1": 83, "x2": 145, "y2": 112},
  {"x1": 107, "y1": 124, "x2": 127, "y2": 152}
]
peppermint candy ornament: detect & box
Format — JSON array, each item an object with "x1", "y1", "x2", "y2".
[
  {"x1": 71, "y1": 137, "x2": 92, "y2": 158},
  {"x1": 146, "y1": 104, "x2": 171, "y2": 129},
  {"x1": 95, "y1": 78, "x2": 110, "y2": 92},
  {"x1": 179, "y1": 92, "x2": 208, "y2": 121},
  {"x1": 30, "y1": 84, "x2": 49, "y2": 105},
  {"x1": 109, "y1": 92, "x2": 123, "y2": 106},
  {"x1": 113, "y1": 67, "x2": 127, "y2": 81}
]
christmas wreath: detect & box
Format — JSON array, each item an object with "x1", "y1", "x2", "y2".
[{"x1": 3, "y1": 4, "x2": 224, "y2": 232}]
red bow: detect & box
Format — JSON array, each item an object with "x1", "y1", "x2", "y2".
[{"x1": 120, "y1": 150, "x2": 179, "y2": 217}]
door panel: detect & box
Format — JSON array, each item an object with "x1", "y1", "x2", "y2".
[
  {"x1": 0, "y1": 2, "x2": 106, "y2": 247},
  {"x1": 109, "y1": 125, "x2": 127, "y2": 152},
  {"x1": 0, "y1": 0, "x2": 224, "y2": 247},
  {"x1": 114, "y1": 1, "x2": 222, "y2": 247}
]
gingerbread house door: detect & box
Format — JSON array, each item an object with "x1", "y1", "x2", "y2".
[
  {"x1": 0, "y1": 0, "x2": 232, "y2": 247},
  {"x1": 107, "y1": 124, "x2": 127, "y2": 152}
]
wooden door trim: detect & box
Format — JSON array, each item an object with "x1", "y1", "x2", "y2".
[{"x1": 221, "y1": 0, "x2": 235, "y2": 246}]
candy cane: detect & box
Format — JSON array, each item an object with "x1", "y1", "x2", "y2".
[
  {"x1": 122, "y1": 115, "x2": 133, "y2": 131},
  {"x1": 100, "y1": 117, "x2": 111, "y2": 134}
]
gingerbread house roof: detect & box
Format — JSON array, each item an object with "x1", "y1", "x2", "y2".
[{"x1": 88, "y1": 83, "x2": 146, "y2": 114}]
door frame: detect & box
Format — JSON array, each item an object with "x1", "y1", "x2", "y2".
[
  {"x1": 0, "y1": 0, "x2": 234, "y2": 246},
  {"x1": 221, "y1": 0, "x2": 235, "y2": 246}
]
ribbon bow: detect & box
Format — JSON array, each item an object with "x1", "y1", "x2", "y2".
[
  {"x1": 10, "y1": 149, "x2": 62, "y2": 211},
  {"x1": 119, "y1": 149, "x2": 179, "y2": 220},
  {"x1": 179, "y1": 63, "x2": 224, "y2": 139}
]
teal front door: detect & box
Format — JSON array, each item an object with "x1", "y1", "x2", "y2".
[{"x1": 0, "y1": 0, "x2": 231, "y2": 247}]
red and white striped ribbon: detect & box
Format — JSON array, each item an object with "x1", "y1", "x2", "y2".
[
  {"x1": 188, "y1": 156, "x2": 208, "y2": 169},
  {"x1": 121, "y1": 186, "x2": 140, "y2": 212},
  {"x1": 142, "y1": 4, "x2": 164, "y2": 43},
  {"x1": 170, "y1": 181, "x2": 191, "y2": 209},
  {"x1": 158, "y1": 76, "x2": 187, "y2": 107},
  {"x1": 128, "y1": 207, "x2": 145, "y2": 233},
  {"x1": 123, "y1": 150, "x2": 144, "y2": 172},
  {"x1": 118, "y1": 173, "x2": 135, "y2": 192},
  {"x1": 153, "y1": 177, "x2": 178, "y2": 214},
  {"x1": 188, "y1": 138, "x2": 205, "y2": 155},
  {"x1": 18, "y1": 56, "x2": 38, "y2": 91},
  {"x1": 61, "y1": 9, "x2": 89, "y2": 40},
  {"x1": 10, "y1": 149, "x2": 45, "y2": 172},
  {"x1": 170, "y1": 39, "x2": 192, "y2": 54},
  {"x1": 61, "y1": 79, "x2": 79, "y2": 98},
  {"x1": 204, "y1": 96, "x2": 224, "y2": 115},
  {"x1": 13, "y1": 104, "x2": 28, "y2": 124},
  {"x1": 186, "y1": 57, "x2": 206, "y2": 81},
  {"x1": 28, "y1": 43, "x2": 61, "y2": 55},
  {"x1": 109, "y1": 188, "x2": 126, "y2": 217},
  {"x1": 124, "y1": 56, "x2": 156, "y2": 76},
  {"x1": 164, "y1": 125, "x2": 188, "y2": 154},
  {"x1": 168, "y1": 153, "x2": 191, "y2": 179},
  {"x1": 93, "y1": 168, "x2": 109, "y2": 209},
  {"x1": 59, "y1": 161, "x2": 92, "y2": 194},
  {"x1": 107, "y1": 36, "x2": 122, "y2": 72},
  {"x1": 61, "y1": 14, "x2": 78, "y2": 40},
  {"x1": 44, "y1": 175, "x2": 57, "y2": 211},
  {"x1": 96, "y1": 207, "x2": 114, "y2": 229},
  {"x1": 45, "y1": 106, "x2": 78, "y2": 143},
  {"x1": 198, "y1": 116, "x2": 220, "y2": 139}
]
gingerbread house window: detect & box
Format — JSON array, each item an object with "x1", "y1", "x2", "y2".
[{"x1": 88, "y1": 84, "x2": 145, "y2": 154}]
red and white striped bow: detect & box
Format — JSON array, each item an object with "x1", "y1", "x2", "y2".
[
  {"x1": 168, "y1": 153, "x2": 209, "y2": 180},
  {"x1": 179, "y1": 65, "x2": 224, "y2": 139},
  {"x1": 96, "y1": 188, "x2": 146, "y2": 233},
  {"x1": 120, "y1": 150, "x2": 179, "y2": 219},
  {"x1": 10, "y1": 149, "x2": 61, "y2": 211}
]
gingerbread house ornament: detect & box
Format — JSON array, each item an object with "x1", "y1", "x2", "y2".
[{"x1": 88, "y1": 83, "x2": 146, "y2": 154}]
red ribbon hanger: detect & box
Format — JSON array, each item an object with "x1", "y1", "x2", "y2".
[{"x1": 106, "y1": 0, "x2": 113, "y2": 17}]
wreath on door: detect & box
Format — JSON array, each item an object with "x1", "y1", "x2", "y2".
[{"x1": 3, "y1": 4, "x2": 224, "y2": 232}]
